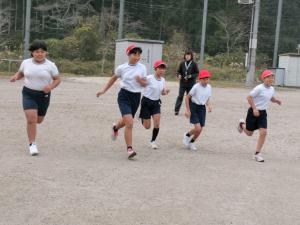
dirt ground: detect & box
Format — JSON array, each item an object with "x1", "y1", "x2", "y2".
[{"x1": 0, "y1": 76, "x2": 299, "y2": 225}]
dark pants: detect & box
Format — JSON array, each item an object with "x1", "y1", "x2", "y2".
[{"x1": 174, "y1": 85, "x2": 193, "y2": 113}]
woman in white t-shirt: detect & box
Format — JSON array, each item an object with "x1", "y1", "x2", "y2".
[
  {"x1": 139, "y1": 60, "x2": 170, "y2": 149},
  {"x1": 10, "y1": 40, "x2": 61, "y2": 156},
  {"x1": 183, "y1": 70, "x2": 212, "y2": 151},
  {"x1": 237, "y1": 70, "x2": 281, "y2": 162},
  {"x1": 96, "y1": 44, "x2": 147, "y2": 159}
]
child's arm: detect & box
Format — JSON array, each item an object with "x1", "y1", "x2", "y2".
[
  {"x1": 271, "y1": 97, "x2": 282, "y2": 105},
  {"x1": 10, "y1": 71, "x2": 24, "y2": 82},
  {"x1": 135, "y1": 75, "x2": 147, "y2": 87},
  {"x1": 96, "y1": 75, "x2": 118, "y2": 97},
  {"x1": 247, "y1": 95, "x2": 259, "y2": 117},
  {"x1": 206, "y1": 98, "x2": 212, "y2": 112},
  {"x1": 184, "y1": 94, "x2": 191, "y2": 118}
]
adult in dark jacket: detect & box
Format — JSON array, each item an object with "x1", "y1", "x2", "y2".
[{"x1": 174, "y1": 51, "x2": 199, "y2": 115}]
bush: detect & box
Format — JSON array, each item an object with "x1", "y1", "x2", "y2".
[{"x1": 55, "y1": 59, "x2": 113, "y2": 76}]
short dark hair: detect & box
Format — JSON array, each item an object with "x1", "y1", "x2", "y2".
[
  {"x1": 29, "y1": 40, "x2": 47, "y2": 52},
  {"x1": 156, "y1": 64, "x2": 167, "y2": 69},
  {"x1": 184, "y1": 50, "x2": 193, "y2": 60},
  {"x1": 128, "y1": 47, "x2": 142, "y2": 55}
]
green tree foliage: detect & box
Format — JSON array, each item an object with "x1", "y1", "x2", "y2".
[{"x1": 0, "y1": 0, "x2": 299, "y2": 76}]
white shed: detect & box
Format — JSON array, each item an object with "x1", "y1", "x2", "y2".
[
  {"x1": 115, "y1": 39, "x2": 164, "y2": 74},
  {"x1": 278, "y1": 53, "x2": 300, "y2": 87}
]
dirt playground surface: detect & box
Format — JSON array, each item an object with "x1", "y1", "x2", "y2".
[{"x1": 0, "y1": 77, "x2": 299, "y2": 225}]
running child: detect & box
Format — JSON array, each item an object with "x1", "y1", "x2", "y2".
[
  {"x1": 183, "y1": 69, "x2": 212, "y2": 151},
  {"x1": 96, "y1": 44, "x2": 147, "y2": 159},
  {"x1": 237, "y1": 69, "x2": 281, "y2": 162},
  {"x1": 139, "y1": 60, "x2": 170, "y2": 149},
  {"x1": 10, "y1": 40, "x2": 61, "y2": 156}
]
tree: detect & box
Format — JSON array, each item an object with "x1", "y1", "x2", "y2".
[{"x1": 212, "y1": 11, "x2": 248, "y2": 56}]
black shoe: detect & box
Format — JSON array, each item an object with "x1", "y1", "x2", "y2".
[{"x1": 175, "y1": 111, "x2": 179, "y2": 116}]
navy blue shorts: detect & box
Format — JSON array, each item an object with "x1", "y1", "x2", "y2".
[
  {"x1": 117, "y1": 88, "x2": 141, "y2": 117},
  {"x1": 190, "y1": 101, "x2": 206, "y2": 126},
  {"x1": 22, "y1": 86, "x2": 51, "y2": 116},
  {"x1": 139, "y1": 96, "x2": 161, "y2": 119},
  {"x1": 246, "y1": 107, "x2": 267, "y2": 131}
]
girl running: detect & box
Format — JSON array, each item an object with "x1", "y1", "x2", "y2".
[
  {"x1": 96, "y1": 44, "x2": 147, "y2": 159},
  {"x1": 10, "y1": 40, "x2": 61, "y2": 156}
]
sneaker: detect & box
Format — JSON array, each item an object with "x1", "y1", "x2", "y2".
[
  {"x1": 189, "y1": 142, "x2": 197, "y2": 151},
  {"x1": 253, "y1": 153, "x2": 264, "y2": 162},
  {"x1": 29, "y1": 143, "x2": 39, "y2": 156},
  {"x1": 183, "y1": 133, "x2": 191, "y2": 147},
  {"x1": 237, "y1": 119, "x2": 245, "y2": 133},
  {"x1": 111, "y1": 123, "x2": 119, "y2": 141},
  {"x1": 175, "y1": 111, "x2": 179, "y2": 116},
  {"x1": 150, "y1": 141, "x2": 158, "y2": 149},
  {"x1": 127, "y1": 148, "x2": 137, "y2": 159}
]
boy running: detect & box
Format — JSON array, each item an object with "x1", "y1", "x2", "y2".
[
  {"x1": 139, "y1": 60, "x2": 170, "y2": 149},
  {"x1": 238, "y1": 70, "x2": 281, "y2": 162},
  {"x1": 183, "y1": 70, "x2": 212, "y2": 151}
]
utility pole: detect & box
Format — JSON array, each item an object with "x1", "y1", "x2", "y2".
[
  {"x1": 199, "y1": 0, "x2": 208, "y2": 68},
  {"x1": 246, "y1": 0, "x2": 260, "y2": 86},
  {"x1": 117, "y1": 0, "x2": 124, "y2": 39},
  {"x1": 23, "y1": 0, "x2": 32, "y2": 59},
  {"x1": 100, "y1": 0, "x2": 105, "y2": 40},
  {"x1": 272, "y1": 0, "x2": 283, "y2": 68}
]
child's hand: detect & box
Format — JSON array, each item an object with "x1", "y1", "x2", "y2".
[
  {"x1": 253, "y1": 108, "x2": 260, "y2": 117},
  {"x1": 276, "y1": 99, "x2": 282, "y2": 105},
  {"x1": 162, "y1": 89, "x2": 170, "y2": 95},
  {"x1": 10, "y1": 75, "x2": 17, "y2": 82},
  {"x1": 43, "y1": 85, "x2": 52, "y2": 93},
  {"x1": 96, "y1": 90, "x2": 105, "y2": 97},
  {"x1": 208, "y1": 105, "x2": 212, "y2": 112},
  {"x1": 185, "y1": 110, "x2": 191, "y2": 118}
]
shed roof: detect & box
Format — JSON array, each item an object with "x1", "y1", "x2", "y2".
[{"x1": 116, "y1": 38, "x2": 164, "y2": 44}]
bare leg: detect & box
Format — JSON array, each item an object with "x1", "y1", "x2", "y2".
[
  {"x1": 24, "y1": 109, "x2": 38, "y2": 144},
  {"x1": 242, "y1": 123, "x2": 254, "y2": 136},
  {"x1": 190, "y1": 124, "x2": 202, "y2": 141},
  {"x1": 256, "y1": 128, "x2": 267, "y2": 153},
  {"x1": 123, "y1": 114, "x2": 134, "y2": 147},
  {"x1": 142, "y1": 119, "x2": 151, "y2": 129},
  {"x1": 152, "y1": 114, "x2": 160, "y2": 129},
  {"x1": 37, "y1": 116, "x2": 44, "y2": 124},
  {"x1": 115, "y1": 118, "x2": 125, "y2": 130}
]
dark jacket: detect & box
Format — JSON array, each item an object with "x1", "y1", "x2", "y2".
[{"x1": 176, "y1": 60, "x2": 199, "y2": 87}]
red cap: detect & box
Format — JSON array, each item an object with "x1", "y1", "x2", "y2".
[
  {"x1": 198, "y1": 69, "x2": 211, "y2": 79},
  {"x1": 126, "y1": 44, "x2": 142, "y2": 55},
  {"x1": 153, "y1": 60, "x2": 167, "y2": 69},
  {"x1": 261, "y1": 69, "x2": 274, "y2": 79}
]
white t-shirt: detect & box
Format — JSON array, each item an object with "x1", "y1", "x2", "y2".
[
  {"x1": 143, "y1": 74, "x2": 166, "y2": 101},
  {"x1": 189, "y1": 83, "x2": 212, "y2": 105},
  {"x1": 19, "y1": 58, "x2": 59, "y2": 91},
  {"x1": 115, "y1": 62, "x2": 147, "y2": 93},
  {"x1": 249, "y1": 83, "x2": 275, "y2": 110}
]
